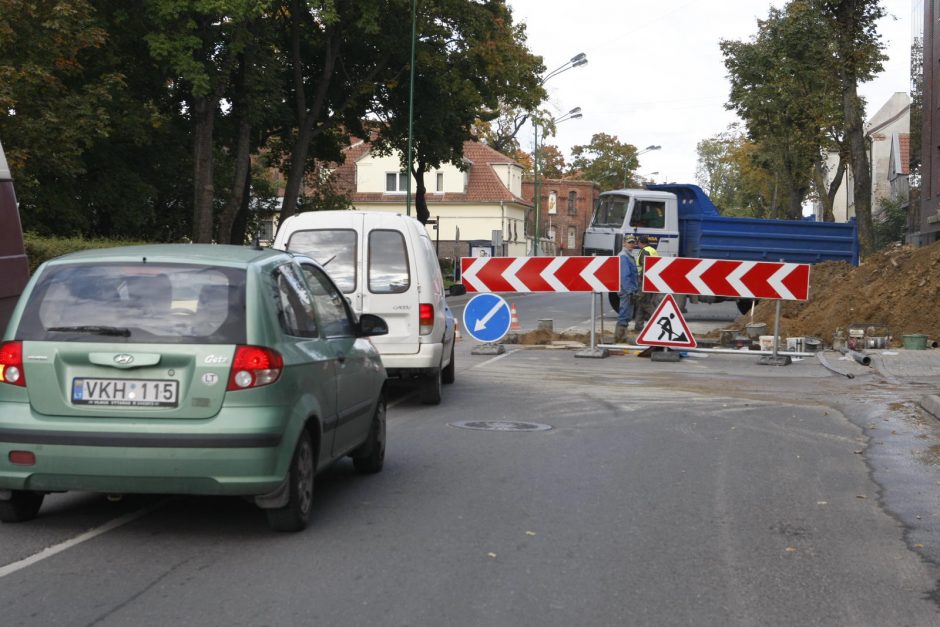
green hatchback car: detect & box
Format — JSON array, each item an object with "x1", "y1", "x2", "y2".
[{"x1": 0, "y1": 244, "x2": 388, "y2": 531}]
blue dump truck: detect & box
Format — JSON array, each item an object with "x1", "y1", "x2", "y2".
[
  {"x1": 0, "y1": 139, "x2": 30, "y2": 334},
  {"x1": 581, "y1": 183, "x2": 859, "y2": 313}
]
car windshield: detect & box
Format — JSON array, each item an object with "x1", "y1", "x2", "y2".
[{"x1": 16, "y1": 262, "x2": 247, "y2": 344}]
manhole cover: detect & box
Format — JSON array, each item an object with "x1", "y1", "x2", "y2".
[{"x1": 448, "y1": 420, "x2": 552, "y2": 432}]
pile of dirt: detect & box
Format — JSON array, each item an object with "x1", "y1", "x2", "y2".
[
  {"x1": 508, "y1": 329, "x2": 591, "y2": 346},
  {"x1": 727, "y1": 240, "x2": 940, "y2": 347}
]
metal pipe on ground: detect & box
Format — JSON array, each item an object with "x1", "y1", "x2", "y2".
[{"x1": 838, "y1": 346, "x2": 872, "y2": 366}]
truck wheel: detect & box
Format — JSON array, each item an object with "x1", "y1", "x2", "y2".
[
  {"x1": 0, "y1": 491, "x2": 44, "y2": 523},
  {"x1": 607, "y1": 292, "x2": 620, "y2": 314},
  {"x1": 736, "y1": 299, "x2": 755, "y2": 315}
]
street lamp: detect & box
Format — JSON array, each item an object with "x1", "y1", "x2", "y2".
[
  {"x1": 530, "y1": 53, "x2": 588, "y2": 256},
  {"x1": 623, "y1": 144, "x2": 661, "y2": 189},
  {"x1": 533, "y1": 107, "x2": 582, "y2": 255}
]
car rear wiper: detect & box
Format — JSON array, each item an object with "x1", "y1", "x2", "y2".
[{"x1": 48, "y1": 325, "x2": 132, "y2": 337}]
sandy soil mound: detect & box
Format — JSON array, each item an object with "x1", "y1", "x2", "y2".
[{"x1": 731, "y1": 240, "x2": 940, "y2": 347}]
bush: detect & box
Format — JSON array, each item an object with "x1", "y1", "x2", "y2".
[{"x1": 24, "y1": 233, "x2": 152, "y2": 274}]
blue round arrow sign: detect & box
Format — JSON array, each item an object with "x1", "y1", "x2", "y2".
[{"x1": 462, "y1": 293, "x2": 511, "y2": 343}]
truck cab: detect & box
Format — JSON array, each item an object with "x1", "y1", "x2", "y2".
[
  {"x1": 0, "y1": 139, "x2": 30, "y2": 336},
  {"x1": 582, "y1": 189, "x2": 680, "y2": 257}
]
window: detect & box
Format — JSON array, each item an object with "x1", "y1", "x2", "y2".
[
  {"x1": 385, "y1": 172, "x2": 408, "y2": 192},
  {"x1": 274, "y1": 264, "x2": 318, "y2": 338},
  {"x1": 436, "y1": 172, "x2": 444, "y2": 192},
  {"x1": 630, "y1": 200, "x2": 666, "y2": 229},
  {"x1": 300, "y1": 264, "x2": 353, "y2": 338},
  {"x1": 567, "y1": 191, "x2": 578, "y2": 214},
  {"x1": 17, "y1": 263, "x2": 247, "y2": 344},
  {"x1": 567, "y1": 226, "x2": 577, "y2": 249},
  {"x1": 591, "y1": 195, "x2": 630, "y2": 228},
  {"x1": 368, "y1": 230, "x2": 410, "y2": 293},
  {"x1": 286, "y1": 229, "x2": 357, "y2": 293}
]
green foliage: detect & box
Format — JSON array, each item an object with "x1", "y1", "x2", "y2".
[
  {"x1": 873, "y1": 196, "x2": 907, "y2": 249},
  {"x1": 23, "y1": 233, "x2": 153, "y2": 274},
  {"x1": 568, "y1": 133, "x2": 639, "y2": 190}
]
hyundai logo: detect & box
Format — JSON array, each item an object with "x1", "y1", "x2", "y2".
[{"x1": 113, "y1": 354, "x2": 135, "y2": 365}]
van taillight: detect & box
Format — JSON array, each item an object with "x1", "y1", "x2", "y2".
[
  {"x1": 227, "y1": 345, "x2": 283, "y2": 391},
  {"x1": 0, "y1": 341, "x2": 25, "y2": 387},
  {"x1": 419, "y1": 303, "x2": 434, "y2": 335}
]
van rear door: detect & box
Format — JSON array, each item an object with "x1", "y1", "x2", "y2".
[
  {"x1": 361, "y1": 214, "x2": 419, "y2": 355},
  {"x1": 0, "y1": 139, "x2": 30, "y2": 336}
]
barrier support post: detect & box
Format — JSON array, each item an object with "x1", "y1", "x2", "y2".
[{"x1": 575, "y1": 292, "x2": 609, "y2": 359}]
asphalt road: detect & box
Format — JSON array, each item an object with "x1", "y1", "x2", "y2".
[{"x1": 1, "y1": 298, "x2": 939, "y2": 626}]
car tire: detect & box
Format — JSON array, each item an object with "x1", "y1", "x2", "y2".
[
  {"x1": 352, "y1": 396, "x2": 386, "y2": 474},
  {"x1": 442, "y1": 342, "x2": 455, "y2": 385},
  {"x1": 419, "y1": 368, "x2": 443, "y2": 405},
  {"x1": 266, "y1": 430, "x2": 315, "y2": 532},
  {"x1": 0, "y1": 491, "x2": 44, "y2": 523}
]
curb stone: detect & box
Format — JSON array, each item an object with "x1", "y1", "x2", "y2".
[{"x1": 917, "y1": 394, "x2": 940, "y2": 421}]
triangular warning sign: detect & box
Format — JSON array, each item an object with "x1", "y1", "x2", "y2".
[{"x1": 635, "y1": 294, "x2": 697, "y2": 348}]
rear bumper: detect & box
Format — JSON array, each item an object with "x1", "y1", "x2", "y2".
[
  {"x1": 0, "y1": 404, "x2": 297, "y2": 496},
  {"x1": 381, "y1": 341, "x2": 444, "y2": 376}
]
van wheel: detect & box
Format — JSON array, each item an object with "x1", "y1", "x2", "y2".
[
  {"x1": 353, "y1": 396, "x2": 386, "y2": 474},
  {"x1": 266, "y1": 430, "x2": 315, "y2": 532},
  {"x1": 420, "y1": 368, "x2": 443, "y2": 405},
  {"x1": 442, "y1": 343, "x2": 455, "y2": 385},
  {"x1": 0, "y1": 491, "x2": 44, "y2": 523}
]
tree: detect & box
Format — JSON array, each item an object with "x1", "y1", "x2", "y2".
[
  {"x1": 0, "y1": 0, "x2": 126, "y2": 234},
  {"x1": 568, "y1": 133, "x2": 639, "y2": 190},
  {"x1": 539, "y1": 144, "x2": 566, "y2": 179},
  {"x1": 695, "y1": 126, "x2": 778, "y2": 217},
  {"x1": 814, "y1": 0, "x2": 886, "y2": 255},
  {"x1": 369, "y1": 0, "x2": 544, "y2": 224}
]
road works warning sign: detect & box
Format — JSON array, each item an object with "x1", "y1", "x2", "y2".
[{"x1": 635, "y1": 294, "x2": 697, "y2": 349}]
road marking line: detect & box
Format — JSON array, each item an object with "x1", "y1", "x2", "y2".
[{"x1": 0, "y1": 499, "x2": 167, "y2": 579}]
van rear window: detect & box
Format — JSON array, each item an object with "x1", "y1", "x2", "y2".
[
  {"x1": 368, "y1": 230, "x2": 410, "y2": 294},
  {"x1": 286, "y1": 229, "x2": 357, "y2": 293}
]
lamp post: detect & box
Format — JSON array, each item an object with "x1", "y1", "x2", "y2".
[
  {"x1": 623, "y1": 144, "x2": 661, "y2": 189},
  {"x1": 529, "y1": 53, "x2": 588, "y2": 256},
  {"x1": 533, "y1": 107, "x2": 582, "y2": 256},
  {"x1": 405, "y1": 0, "x2": 417, "y2": 216}
]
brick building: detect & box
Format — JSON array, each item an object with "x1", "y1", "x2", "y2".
[{"x1": 521, "y1": 178, "x2": 600, "y2": 255}]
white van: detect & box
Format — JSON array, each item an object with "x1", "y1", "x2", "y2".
[{"x1": 273, "y1": 211, "x2": 456, "y2": 404}]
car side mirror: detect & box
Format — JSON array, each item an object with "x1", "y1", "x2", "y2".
[
  {"x1": 358, "y1": 313, "x2": 389, "y2": 337},
  {"x1": 448, "y1": 284, "x2": 467, "y2": 297}
]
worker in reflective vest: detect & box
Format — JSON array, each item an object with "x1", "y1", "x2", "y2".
[{"x1": 633, "y1": 235, "x2": 661, "y2": 333}]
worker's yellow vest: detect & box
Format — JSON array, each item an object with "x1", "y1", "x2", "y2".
[{"x1": 635, "y1": 245, "x2": 659, "y2": 271}]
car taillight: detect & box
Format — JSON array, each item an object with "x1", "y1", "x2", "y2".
[
  {"x1": 419, "y1": 303, "x2": 434, "y2": 336},
  {"x1": 227, "y1": 345, "x2": 283, "y2": 391},
  {"x1": 0, "y1": 341, "x2": 25, "y2": 387}
]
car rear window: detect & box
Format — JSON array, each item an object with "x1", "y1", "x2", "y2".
[
  {"x1": 286, "y1": 229, "x2": 357, "y2": 293},
  {"x1": 16, "y1": 262, "x2": 247, "y2": 344}
]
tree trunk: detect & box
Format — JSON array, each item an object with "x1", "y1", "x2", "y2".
[
  {"x1": 218, "y1": 118, "x2": 252, "y2": 244},
  {"x1": 192, "y1": 96, "x2": 216, "y2": 243},
  {"x1": 844, "y1": 84, "x2": 873, "y2": 255},
  {"x1": 412, "y1": 159, "x2": 430, "y2": 225}
]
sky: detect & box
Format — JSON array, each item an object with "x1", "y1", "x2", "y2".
[{"x1": 506, "y1": 0, "x2": 915, "y2": 185}]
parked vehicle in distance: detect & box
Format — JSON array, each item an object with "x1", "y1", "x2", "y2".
[
  {"x1": 582, "y1": 183, "x2": 859, "y2": 314},
  {"x1": 0, "y1": 244, "x2": 389, "y2": 531},
  {"x1": 273, "y1": 211, "x2": 456, "y2": 404},
  {"x1": 0, "y1": 139, "x2": 30, "y2": 335}
]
